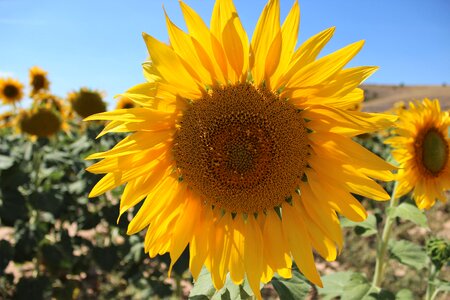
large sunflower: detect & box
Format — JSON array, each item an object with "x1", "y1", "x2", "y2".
[
  {"x1": 0, "y1": 77, "x2": 24, "y2": 105},
  {"x1": 386, "y1": 99, "x2": 449, "y2": 209},
  {"x1": 86, "y1": 0, "x2": 396, "y2": 296},
  {"x1": 29, "y1": 66, "x2": 50, "y2": 96}
]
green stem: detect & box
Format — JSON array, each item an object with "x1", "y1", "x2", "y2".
[
  {"x1": 425, "y1": 263, "x2": 438, "y2": 300},
  {"x1": 372, "y1": 180, "x2": 399, "y2": 288}
]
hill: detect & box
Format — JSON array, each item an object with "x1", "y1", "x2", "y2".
[{"x1": 361, "y1": 84, "x2": 450, "y2": 112}]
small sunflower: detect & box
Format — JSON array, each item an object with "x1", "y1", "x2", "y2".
[
  {"x1": 0, "y1": 77, "x2": 24, "y2": 105},
  {"x1": 0, "y1": 111, "x2": 15, "y2": 129},
  {"x1": 86, "y1": 0, "x2": 395, "y2": 297},
  {"x1": 116, "y1": 96, "x2": 137, "y2": 109},
  {"x1": 68, "y1": 88, "x2": 106, "y2": 119},
  {"x1": 386, "y1": 99, "x2": 449, "y2": 209},
  {"x1": 19, "y1": 107, "x2": 62, "y2": 138},
  {"x1": 32, "y1": 92, "x2": 71, "y2": 132},
  {"x1": 29, "y1": 66, "x2": 50, "y2": 96}
]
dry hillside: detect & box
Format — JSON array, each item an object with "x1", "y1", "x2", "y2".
[{"x1": 361, "y1": 84, "x2": 450, "y2": 112}]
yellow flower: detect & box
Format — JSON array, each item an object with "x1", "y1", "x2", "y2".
[
  {"x1": 0, "y1": 77, "x2": 24, "y2": 105},
  {"x1": 386, "y1": 99, "x2": 449, "y2": 209},
  {"x1": 115, "y1": 96, "x2": 137, "y2": 109},
  {"x1": 85, "y1": 0, "x2": 396, "y2": 296},
  {"x1": 29, "y1": 66, "x2": 50, "y2": 96},
  {"x1": 0, "y1": 111, "x2": 15, "y2": 129},
  {"x1": 68, "y1": 88, "x2": 106, "y2": 119}
]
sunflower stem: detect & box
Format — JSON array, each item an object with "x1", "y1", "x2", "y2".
[
  {"x1": 372, "y1": 180, "x2": 399, "y2": 288},
  {"x1": 425, "y1": 262, "x2": 438, "y2": 300}
]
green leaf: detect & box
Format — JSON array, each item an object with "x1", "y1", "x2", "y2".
[
  {"x1": 189, "y1": 267, "x2": 217, "y2": 299},
  {"x1": 0, "y1": 154, "x2": 14, "y2": 170},
  {"x1": 432, "y1": 279, "x2": 450, "y2": 293},
  {"x1": 319, "y1": 271, "x2": 355, "y2": 299},
  {"x1": 387, "y1": 203, "x2": 428, "y2": 228},
  {"x1": 271, "y1": 268, "x2": 311, "y2": 300},
  {"x1": 341, "y1": 214, "x2": 378, "y2": 237},
  {"x1": 341, "y1": 272, "x2": 372, "y2": 300},
  {"x1": 389, "y1": 240, "x2": 427, "y2": 270},
  {"x1": 395, "y1": 289, "x2": 414, "y2": 299}
]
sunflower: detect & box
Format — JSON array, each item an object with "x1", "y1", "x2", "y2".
[
  {"x1": 29, "y1": 66, "x2": 50, "y2": 96},
  {"x1": 68, "y1": 88, "x2": 106, "y2": 119},
  {"x1": 116, "y1": 96, "x2": 137, "y2": 109},
  {"x1": 0, "y1": 111, "x2": 15, "y2": 129},
  {"x1": 19, "y1": 107, "x2": 62, "y2": 138},
  {"x1": 0, "y1": 77, "x2": 24, "y2": 105},
  {"x1": 32, "y1": 92, "x2": 72, "y2": 132},
  {"x1": 85, "y1": 0, "x2": 395, "y2": 296},
  {"x1": 386, "y1": 99, "x2": 449, "y2": 209}
]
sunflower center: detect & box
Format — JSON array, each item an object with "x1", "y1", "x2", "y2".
[
  {"x1": 4, "y1": 84, "x2": 19, "y2": 99},
  {"x1": 21, "y1": 108, "x2": 61, "y2": 137},
  {"x1": 123, "y1": 103, "x2": 135, "y2": 109},
  {"x1": 32, "y1": 75, "x2": 46, "y2": 91},
  {"x1": 419, "y1": 128, "x2": 448, "y2": 175},
  {"x1": 173, "y1": 83, "x2": 309, "y2": 213}
]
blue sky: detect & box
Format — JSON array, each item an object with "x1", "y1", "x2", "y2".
[{"x1": 1, "y1": 0, "x2": 449, "y2": 109}]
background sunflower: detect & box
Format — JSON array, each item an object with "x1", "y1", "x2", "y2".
[{"x1": 387, "y1": 98, "x2": 450, "y2": 209}]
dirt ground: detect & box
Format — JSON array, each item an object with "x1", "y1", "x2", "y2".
[{"x1": 361, "y1": 84, "x2": 450, "y2": 112}]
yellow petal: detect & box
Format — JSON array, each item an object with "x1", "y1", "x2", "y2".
[
  {"x1": 271, "y1": 0, "x2": 300, "y2": 88},
  {"x1": 282, "y1": 204, "x2": 322, "y2": 287},
  {"x1": 164, "y1": 11, "x2": 214, "y2": 86},
  {"x1": 169, "y1": 191, "x2": 199, "y2": 276},
  {"x1": 190, "y1": 207, "x2": 212, "y2": 280},
  {"x1": 180, "y1": 1, "x2": 227, "y2": 82},
  {"x1": 213, "y1": 0, "x2": 249, "y2": 81},
  {"x1": 142, "y1": 33, "x2": 202, "y2": 99},
  {"x1": 229, "y1": 216, "x2": 245, "y2": 285},
  {"x1": 307, "y1": 169, "x2": 367, "y2": 222},
  {"x1": 286, "y1": 40, "x2": 364, "y2": 89},
  {"x1": 250, "y1": 0, "x2": 280, "y2": 85},
  {"x1": 244, "y1": 216, "x2": 264, "y2": 299}
]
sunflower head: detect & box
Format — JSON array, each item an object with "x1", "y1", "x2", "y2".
[
  {"x1": 33, "y1": 92, "x2": 72, "y2": 132},
  {"x1": 0, "y1": 111, "x2": 15, "y2": 129},
  {"x1": 85, "y1": 0, "x2": 396, "y2": 297},
  {"x1": 29, "y1": 66, "x2": 50, "y2": 96},
  {"x1": 68, "y1": 88, "x2": 106, "y2": 119},
  {"x1": 116, "y1": 96, "x2": 137, "y2": 109},
  {"x1": 386, "y1": 98, "x2": 450, "y2": 209},
  {"x1": 19, "y1": 106, "x2": 62, "y2": 138},
  {"x1": 0, "y1": 77, "x2": 24, "y2": 105}
]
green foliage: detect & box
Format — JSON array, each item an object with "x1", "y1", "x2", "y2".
[
  {"x1": 387, "y1": 202, "x2": 428, "y2": 228},
  {"x1": 189, "y1": 267, "x2": 254, "y2": 300},
  {"x1": 0, "y1": 126, "x2": 186, "y2": 299},
  {"x1": 341, "y1": 214, "x2": 378, "y2": 237},
  {"x1": 388, "y1": 240, "x2": 428, "y2": 270},
  {"x1": 270, "y1": 266, "x2": 311, "y2": 300}
]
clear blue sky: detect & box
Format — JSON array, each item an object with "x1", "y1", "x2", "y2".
[{"x1": 1, "y1": 0, "x2": 449, "y2": 109}]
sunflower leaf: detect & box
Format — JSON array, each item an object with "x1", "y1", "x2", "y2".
[
  {"x1": 388, "y1": 239, "x2": 428, "y2": 270},
  {"x1": 0, "y1": 154, "x2": 14, "y2": 170},
  {"x1": 395, "y1": 289, "x2": 414, "y2": 299},
  {"x1": 319, "y1": 271, "x2": 374, "y2": 300},
  {"x1": 340, "y1": 214, "x2": 378, "y2": 237},
  {"x1": 189, "y1": 267, "x2": 216, "y2": 299},
  {"x1": 271, "y1": 267, "x2": 311, "y2": 300},
  {"x1": 386, "y1": 203, "x2": 428, "y2": 228}
]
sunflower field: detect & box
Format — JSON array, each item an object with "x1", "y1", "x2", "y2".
[{"x1": 1, "y1": 0, "x2": 449, "y2": 299}]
